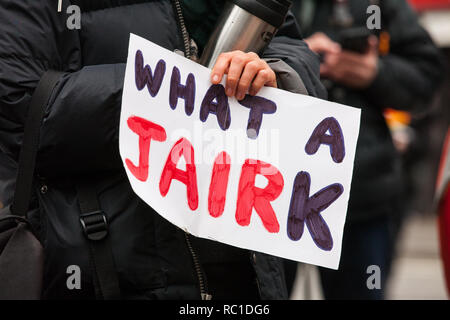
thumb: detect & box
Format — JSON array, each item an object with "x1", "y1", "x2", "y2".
[{"x1": 368, "y1": 36, "x2": 379, "y2": 53}]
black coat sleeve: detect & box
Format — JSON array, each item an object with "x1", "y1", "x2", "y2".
[
  {"x1": 0, "y1": 0, "x2": 125, "y2": 178},
  {"x1": 364, "y1": 0, "x2": 445, "y2": 111},
  {"x1": 262, "y1": 12, "x2": 328, "y2": 99},
  {"x1": 38, "y1": 64, "x2": 126, "y2": 177}
]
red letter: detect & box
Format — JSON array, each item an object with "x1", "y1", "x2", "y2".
[
  {"x1": 208, "y1": 152, "x2": 231, "y2": 218},
  {"x1": 235, "y1": 160, "x2": 284, "y2": 233},
  {"x1": 159, "y1": 138, "x2": 198, "y2": 210},
  {"x1": 125, "y1": 116, "x2": 166, "y2": 181}
]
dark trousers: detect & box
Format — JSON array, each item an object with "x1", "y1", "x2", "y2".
[{"x1": 319, "y1": 215, "x2": 396, "y2": 300}]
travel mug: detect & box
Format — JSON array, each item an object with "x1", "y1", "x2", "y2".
[{"x1": 199, "y1": 0, "x2": 292, "y2": 68}]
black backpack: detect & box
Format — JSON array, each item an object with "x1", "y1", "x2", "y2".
[{"x1": 0, "y1": 70, "x2": 121, "y2": 300}]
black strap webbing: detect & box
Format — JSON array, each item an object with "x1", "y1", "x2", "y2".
[
  {"x1": 77, "y1": 181, "x2": 121, "y2": 300},
  {"x1": 11, "y1": 70, "x2": 64, "y2": 216}
]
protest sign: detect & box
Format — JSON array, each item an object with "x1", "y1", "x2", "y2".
[{"x1": 119, "y1": 34, "x2": 361, "y2": 269}]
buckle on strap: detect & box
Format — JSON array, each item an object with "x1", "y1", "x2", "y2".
[{"x1": 80, "y1": 210, "x2": 108, "y2": 241}]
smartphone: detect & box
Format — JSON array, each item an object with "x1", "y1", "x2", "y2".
[{"x1": 338, "y1": 27, "x2": 372, "y2": 54}]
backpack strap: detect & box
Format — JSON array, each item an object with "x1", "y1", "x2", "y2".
[
  {"x1": 11, "y1": 70, "x2": 64, "y2": 216},
  {"x1": 77, "y1": 181, "x2": 121, "y2": 300}
]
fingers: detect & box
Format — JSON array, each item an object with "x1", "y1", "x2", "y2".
[
  {"x1": 367, "y1": 35, "x2": 379, "y2": 54},
  {"x1": 332, "y1": 51, "x2": 364, "y2": 64},
  {"x1": 236, "y1": 60, "x2": 261, "y2": 100},
  {"x1": 321, "y1": 52, "x2": 350, "y2": 80},
  {"x1": 305, "y1": 32, "x2": 341, "y2": 55},
  {"x1": 320, "y1": 63, "x2": 330, "y2": 77},
  {"x1": 322, "y1": 49, "x2": 379, "y2": 88},
  {"x1": 210, "y1": 51, "x2": 277, "y2": 100},
  {"x1": 326, "y1": 45, "x2": 375, "y2": 66},
  {"x1": 250, "y1": 69, "x2": 277, "y2": 96},
  {"x1": 226, "y1": 52, "x2": 252, "y2": 97},
  {"x1": 211, "y1": 52, "x2": 231, "y2": 85}
]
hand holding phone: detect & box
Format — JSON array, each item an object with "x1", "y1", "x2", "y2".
[
  {"x1": 338, "y1": 27, "x2": 372, "y2": 53},
  {"x1": 320, "y1": 35, "x2": 379, "y2": 89}
]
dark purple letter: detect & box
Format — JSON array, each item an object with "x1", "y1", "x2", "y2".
[
  {"x1": 200, "y1": 84, "x2": 231, "y2": 131},
  {"x1": 305, "y1": 117, "x2": 345, "y2": 163},
  {"x1": 135, "y1": 50, "x2": 166, "y2": 97},
  {"x1": 238, "y1": 95, "x2": 277, "y2": 139},
  {"x1": 169, "y1": 66, "x2": 196, "y2": 116},
  {"x1": 286, "y1": 171, "x2": 343, "y2": 251}
]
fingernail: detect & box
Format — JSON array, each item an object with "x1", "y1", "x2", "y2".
[{"x1": 212, "y1": 74, "x2": 219, "y2": 83}]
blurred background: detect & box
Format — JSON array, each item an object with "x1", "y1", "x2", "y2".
[
  {"x1": 290, "y1": 0, "x2": 450, "y2": 300},
  {"x1": 384, "y1": 0, "x2": 450, "y2": 300}
]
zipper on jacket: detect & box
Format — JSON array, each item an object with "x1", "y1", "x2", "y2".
[
  {"x1": 171, "y1": 1, "x2": 211, "y2": 300},
  {"x1": 184, "y1": 232, "x2": 212, "y2": 300},
  {"x1": 171, "y1": 0, "x2": 192, "y2": 59},
  {"x1": 251, "y1": 252, "x2": 263, "y2": 299}
]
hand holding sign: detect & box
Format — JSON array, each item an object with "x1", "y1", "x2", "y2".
[
  {"x1": 211, "y1": 51, "x2": 277, "y2": 100},
  {"x1": 120, "y1": 34, "x2": 361, "y2": 269}
]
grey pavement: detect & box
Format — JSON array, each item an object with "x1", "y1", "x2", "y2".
[
  {"x1": 290, "y1": 212, "x2": 449, "y2": 300},
  {"x1": 386, "y1": 213, "x2": 448, "y2": 300}
]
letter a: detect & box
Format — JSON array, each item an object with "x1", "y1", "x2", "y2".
[
  {"x1": 200, "y1": 84, "x2": 231, "y2": 130},
  {"x1": 366, "y1": 265, "x2": 381, "y2": 289},
  {"x1": 66, "y1": 5, "x2": 81, "y2": 30},
  {"x1": 367, "y1": 5, "x2": 381, "y2": 30},
  {"x1": 305, "y1": 117, "x2": 345, "y2": 163},
  {"x1": 66, "y1": 265, "x2": 81, "y2": 290},
  {"x1": 159, "y1": 138, "x2": 199, "y2": 210}
]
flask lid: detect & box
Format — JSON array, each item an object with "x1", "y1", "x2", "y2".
[{"x1": 230, "y1": 0, "x2": 293, "y2": 28}]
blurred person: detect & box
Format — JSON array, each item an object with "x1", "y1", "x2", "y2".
[
  {"x1": 291, "y1": 0, "x2": 444, "y2": 299},
  {"x1": 0, "y1": 0, "x2": 326, "y2": 299}
]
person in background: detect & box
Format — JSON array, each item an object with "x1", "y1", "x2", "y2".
[{"x1": 291, "y1": 0, "x2": 444, "y2": 299}]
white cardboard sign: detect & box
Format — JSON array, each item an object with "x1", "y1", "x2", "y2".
[{"x1": 119, "y1": 34, "x2": 361, "y2": 269}]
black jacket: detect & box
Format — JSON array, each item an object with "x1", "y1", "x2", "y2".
[
  {"x1": 292, "y1": 0, "x2": 444, "y2": 222},
  {"x1": 0, "y1": 0, "x2": 325, "y2": 299}
]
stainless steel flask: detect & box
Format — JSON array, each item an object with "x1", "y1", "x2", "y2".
[{"x1": 199, "y1": 0, "x2": 292, "y2": 68}]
